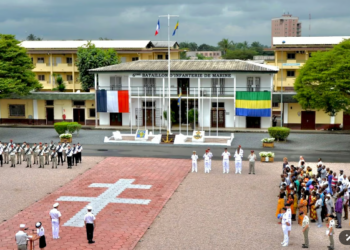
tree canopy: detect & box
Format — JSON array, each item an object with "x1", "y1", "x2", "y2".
[
  {"x1": 0, "y1": 34, "x2": 42, "y2": 98},
  {"x1": 26, "y1": 34, "x2": 42, "y2": 41},
  {"x1": 294, "y1": 39, "x2": 350, "y2": 116},
  {"x1": 76, "y1": 41, "x2": 119, "y2": 91}
]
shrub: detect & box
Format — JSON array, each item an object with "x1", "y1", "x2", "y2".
[
  {"x1": 54, "y1": 122, "x2": 79, "y2": 135},
  {"x1": 259, "y1": 152, "x2": 275, "y2": 157},
  {"x1": 59, "y1": 133, "x2": 72, "y2": 139},
  {"x1": 67, "y1": 124, "x2": 82, "y2": 135},
  {"x1": 268, "y1": 127, "x2": 290, "y2": 141},
  {"x1": 261, "y1": 138, "x2": 275, "y2": 143},
  {"x1": 187, "y1": 109, "x2": 199, "y2": 124}
]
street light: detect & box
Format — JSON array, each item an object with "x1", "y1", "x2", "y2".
[{"x1": 280, "y1": 40, "x2": 285, "y2": 127}]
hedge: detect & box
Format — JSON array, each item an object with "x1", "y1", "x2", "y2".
[
  {"x1": 268, "y1": 127, "x2": 290, "y2": 141},
  {"x1": 54, "y1": 122, "x2": 80, "y2": 135}
]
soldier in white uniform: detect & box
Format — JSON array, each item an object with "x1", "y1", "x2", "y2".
[
  {"x1": 32, "y1": 143, "x2": 39, "y2": 165},
  {"x1": 203, "y1": 150, "x2": 210, "y2": 173},
  {"x1": 285, "y1": 203, "x2": 292, "y2": 237},
  {"x1": 281, "y1": 207, "x2": 291, "y2": 247},
  {"x1": 191, "y1": 151, "x2": 198, "y2": 173},
  {"x1": 51, "y1": 149, "x2": 58, "y2": 169},
  {"x1": 38, "y1": 145, "x2": 45, "y2": 168},
  {"x1": 16, "y1": 144, "x2": 22, "y2": 164},
  {"x1": 49, "y1": 203, "x2": 61, "y2": 239},
  {"x1": 21, "y1": 142, "x2": 27, "y2": 161},
  {"x1": 25, "y1": 144, "x2": 32, "y2": 168},
  {"x1": 43, "y1": 143, "x2": 50, "y2": 165},
  {"x1": 56, "y1": 142, "x2": 63, "y2": 165},
  {"x1": 207, "y1": 148, "x2": 213, "y2": 171},
  {"x1": 9, "y1": 145, "x2": 17, "y2": 168},
  {"x1": 234, "y1": 145, "x2": 243, "y2": 174},
  {"x1": 84, "y1": 206, "x2": 96, "y2": 244},
  {"x1": 66, "y1": 145, "x2": 73, "y2": 169},
  {"x1": 62, "y1": 140, "x2": 69, "y2": 163},
  {"x1": 3, "y1": 143, "x2": 9, "y2": 164},
  {"x1": 222, "y1": 148, "x2": 231, "y2": 174},
  {"x1": 0, "y1": 141, "x2": 3, "y2": 167},
  {"x1": 35, "y1": 222, "x2": 46, "y2": 249},
  {"x1": 77, "y1": 142, "x2": 83, "y2": 163},
  {"x1": 15, "y1": 224, "x2": 28, "y2": 250}
]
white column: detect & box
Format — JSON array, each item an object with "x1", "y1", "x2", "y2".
[
  {"x1": 162, "y1": 78, "x2": 165, "y2": 128},
  {"x1": 33, "y1": 100, "x2": 38, "y2": 120},
  {"x1": 233, "y1": 75, "x2": 236, "y2": 128},
  {"x1": 128, "y1": 76, "x2": 132, "y2": 133},
  {"x1": 283, "y1": 103, "x2": 289, "y2": 124},
  {"x1": 94, "y1": 74, "x2": 98, "y2": 127},
  {"x1": 270, "y1": 74, "x2": 274, "y2": 127},
  {"x1": 198, "y1": 78, "x2": 200, "y2": 130}
]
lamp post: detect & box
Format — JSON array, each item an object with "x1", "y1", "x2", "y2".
[{"x1": 280, "y1": 40, "x2": 285, "y2": 127}]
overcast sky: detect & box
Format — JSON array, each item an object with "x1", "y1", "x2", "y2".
[{"x1": 1, "y1": 0, "x2": 349, "y2": 46}]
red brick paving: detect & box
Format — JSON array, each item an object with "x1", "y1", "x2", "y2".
[{"x1": 0, "y1": 157, "x2": 190, "y2": 250}]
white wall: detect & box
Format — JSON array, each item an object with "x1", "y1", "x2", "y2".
[
  {"x1": 236, "y1": 116, "x2": 246, "y2": 128},
  {"x1": 261, "y1": 117, "x2": 271, "y2": 128},
  {"x1": 99, "y1": 112, "x2": 109, "y2": 125}
]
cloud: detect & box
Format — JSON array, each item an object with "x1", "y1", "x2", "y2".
[{"x1": 0, "y1": 0, "x2": 349, "y2": 46}]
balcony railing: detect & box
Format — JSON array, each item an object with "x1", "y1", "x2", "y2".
[{"x1": 96, "y1": 86, "x2": 271, "y2": 97}]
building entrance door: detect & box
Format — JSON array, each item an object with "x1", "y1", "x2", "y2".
[
  {"x1": 143, "y1": 109, "x2": 155, "y2": 126},
  {"x1": 343, "y1": 112, "x2": 350, "y2": 130},
  {"x1": 178, "y1": 78, "x2": 189, "y2": 95},
  {"x1": 301, "y1": 111, "x2": 315, "y2": 130},
  {"x1": 73, "y1": 109, "x2": 85, "y2": 125},
  {"x1": 110, "y1": 113, "x2": 122, "y2": 126},
  {"x1": 46, "y1": 108, "x2": 54, "y2": 125},
  {"x1": 246, "y1": 117, "x2": 261, "y2": 128},
  {"x1": 211, "y1": 110, "x2": 225, "y2": 128}
]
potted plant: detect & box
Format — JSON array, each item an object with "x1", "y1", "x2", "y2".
[
  {"x1": 163, "y1": 110, "x2": 176, "y2": 128},
  {"x1": 259, "y1": 151, "x2": 275, "y2": 162},
  {"x1": 54, "y1": 74, "x2": 66, "y2": 92},
  {"x1": 187, "y1": 108, "x2": 199, "y2": 130},
  {"x1": 59, "y1": 133, "x2": 73, "y2": 143},
  {"x1": 261, "y1": 138, "x2": 275, "y2": 148}
]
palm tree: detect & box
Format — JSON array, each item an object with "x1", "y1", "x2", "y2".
[{"x1": 218, "y1": 38, "x2": 231, "y2": 55}]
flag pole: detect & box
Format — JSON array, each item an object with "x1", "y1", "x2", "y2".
[
  {"x1": 217, "y1": 85, "x2": 219, "y2": 136},
  {"x1": 194, "y1": 88, "x2": 196, "y2": 131},
  {"x1": 209, "y1": 88, "x2": 211, "y2": 136},
  {"x1": 137, "y1": 87, "x2": 139, "y2": 130},
  {"x1": 160, "y1": 86, "x2": 161, "y2": 135},
  {"x1": 187, "y1": 87, "x2": 188, "y2": 136},
  {"x1": 179, "y1": 88, "x2": 181, "y2": 134},
  {"x1": 144, "y1": 87, "x2": 146, "y2": 131},
  {"x1": 152, "y1": 87, "x2": 154, "y2": 135},
  {"x1": 202, "y1": 88, "x2": 203, "y2": 131}
]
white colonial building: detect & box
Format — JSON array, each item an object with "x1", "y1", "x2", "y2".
[{"x1": 89, "y1": 60, "x2": 278, "y2": 131}]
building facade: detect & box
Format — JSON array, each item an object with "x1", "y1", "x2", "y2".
[
  {"x1": 186, "y1": 51, "x2": 222, "y2": 59},
  {"x1": 268, "y1": 36, "x2": 350, "y2": 130},
  {"x1": 0, "y1": 40, "x2": 180, "y2": 125},
  {"x1": 271, "y1": 13, "x2": 301, "y2": 46},
  {"x1": 89, "y1": 60, "x2": 278, "y2": 130}
]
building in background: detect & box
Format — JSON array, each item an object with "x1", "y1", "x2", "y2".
[
  {"x1": 0, "y1": 40, "x2": 180, "y2": 126},
  {"x1": 266, "y1": 36, "x2": 350, "y2": 130},
  {"x1": 186, "y1": 51, "x2": 222, "y2": 59},
  {"x1": 271, "y1": 13, "x2": 301, "y2": 46}
]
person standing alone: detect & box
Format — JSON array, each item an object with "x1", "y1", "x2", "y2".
[
  {"x1": 84, "y1": 206, "x2": 96, "y2": 244},
  {"x1": 49, "y1": 203, "x2": 61, "y2": 239},
  {"x1": 248, "y1": 150, "x2": 256, "y2": 174},
  {"x1": 234, "y1": 145, "x2": 243, "y2": 174},
  {"x1": 191, "y1": 151, "x2": 198, "y2": 173},
  {"x1": 221, "y1": 148, "x2": 231, "y2": 174}
]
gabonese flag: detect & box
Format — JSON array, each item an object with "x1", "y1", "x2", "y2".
[
  {"x1": 155, "y1": 20, "x2": 160, "y2": 36},
  {"x1": 96, "y1": 90, "x2": 129, "y2": 113}
]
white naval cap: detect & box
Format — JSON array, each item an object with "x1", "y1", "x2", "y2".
[
  {"x1": 20, "y1": 224, "x2": 25, "y2": 228},
  {"x1": 53, "y1": 203, "x2": 59, "y2": 208},
  {"x1": 87, "y1": 206, "x2": 92, "y2": 210}
]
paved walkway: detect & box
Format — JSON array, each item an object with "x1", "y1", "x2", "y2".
[{"x1": 0, "y1": 157, "x2": 189, "y2": 250}]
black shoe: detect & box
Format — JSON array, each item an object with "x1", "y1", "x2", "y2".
[
  {"x1": 249, "y1": 173, "x2": 251, "y2": 174},
  {"x1": 302, "y1": 246, "x2": 308, "y2": 248},
  {"x1": 17, "y1": 162, "x2": 19, "y2": 164},
  {"x1": 88, "y1": 241, "x2": 95, "y2": 244},
  {"x1": 56, "y1": 167, "x2": 57, "y2": 169},
  {"x1": 52, "y1": 167, "x2": 54, "y2": 169},
  {"x1": 14, "y1": 165, "x2": 15, "y2": 168},
  {"x1": 26, "y1": 166, "x2": 29, "y2": 168},
  {"x1": 253, "y1": 173, "x2": 255, "y2": 174}
]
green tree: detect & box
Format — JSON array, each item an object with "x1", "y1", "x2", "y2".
[
  {"x1": 224, "y1": 49, "x2": 258, "y2": 60},
  {"x1": 0, "y1": 34, "x2": 42, "y2": 98},
  {"x1": 26, "y1": 34, "x2": 42, "y2": 41},
  {"x1": 179, "y1": 42, "x2": 198, "y2": 51},
  {"x1": 76, "y1": 41, "x2": 119, "y2": 91},
  {"x1": 197, "y1": 43, "x2": 218, "y2": 51},
  {"x1": 294, "y1": 39, "x2": 350, "y2": 116},
  {"x1": 218, "y1": 38, "x2": 233, "y2": 55}
]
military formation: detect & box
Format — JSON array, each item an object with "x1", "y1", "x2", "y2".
[{"x1": 0, "y1": 139, "x2": 83, "y2": 169}]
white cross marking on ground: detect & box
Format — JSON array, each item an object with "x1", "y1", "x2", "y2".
[{"x1": 56, "y1": 179, "x2": 152, "y2": 227}]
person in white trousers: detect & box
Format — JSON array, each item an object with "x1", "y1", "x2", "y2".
[
  {"x1": 207, "y1": 148, "x2": 213, "y2": 171},
  {"x1": 203, "y1": 150, "x2": 210, "y2": 173},
  {"x1": 191, "y1": 151, "x2": 198, "y2": 173},
  {"x1": 281, "y1": 207, "x2": 291, "y2": 247},
  {"x1": 49, "y1": 203, "x2": 61, "y2": 239},
  {"x1": 234, "y1": 145, "x2": 243, "y2": 174},
  {"x1": 222, "y1": 148, "x2": 231, "y2": 173}
]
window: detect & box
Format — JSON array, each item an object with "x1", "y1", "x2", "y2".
[
  {"x1": 46, "y1": 100, "x2": 54, "y2": 106},
  {"x1": 255, "y1": 77, "x2": 261, "y2": 92},
  {"x1": 37, "y1": 58, "x2": 45, "y2": 63},
  {"x1": 110, "y1": 76, "x2": 122, "y2": 90},
  {"x1": 66, "y1": 57, "x2": 73, "y2": 64},
  {"x1": 287, "y1": 71, "x2": 295, "y2": 77},
  {"x1": 38, "y1": 75, "x2": 45, "y2": 81},
  {"x1": 247, "y1": 77, "x2": 254, "y2": 92},
  {"x1": 67, "y1": 75, "x2": 73, "y2": 81},
  {"x1": 73, "y1": 101, "x2": 85, "y2": 106},
  {"x1": 287, "y1": 53, "x2": 295, "y2": 59},
  {"x1": 143, "y1": 101, "x2": 155, "y2": 107},
  {"x1": 143, "y1": 78, "x2": 156, "y2": 95},
  {"x1": 89, "y1": 109, "x2": 96, "y2": 117},
  {"x1": 212, "y1": 102, "x2": 225, "y2": 108},
  {"x1": 272, "y1": 102, "x2": 279, "y2": 108},
  {"x1": 9, "y1": 105, "x2": 25, "y2": 117},
  {"x1": 132, "y1": 57, "x2": 139, "y2": 61},
  {"x1": 211, "y1": 78, "x2": 225, "y2": 95},
  {"x1": 157, "y1": 55, "x2": 163, "y2": 59}
]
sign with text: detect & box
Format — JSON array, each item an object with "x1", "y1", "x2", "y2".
[{"x1": 131, "y1": 73, "x2": 233, "y2": 78}]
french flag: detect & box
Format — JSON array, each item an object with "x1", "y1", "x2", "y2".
[
  {"x1": 155, "y1": 20, "x2": 160, "y2": 36},
  {"x1": 96, "y1": 90, "x2": 129, "y2": 113}
]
